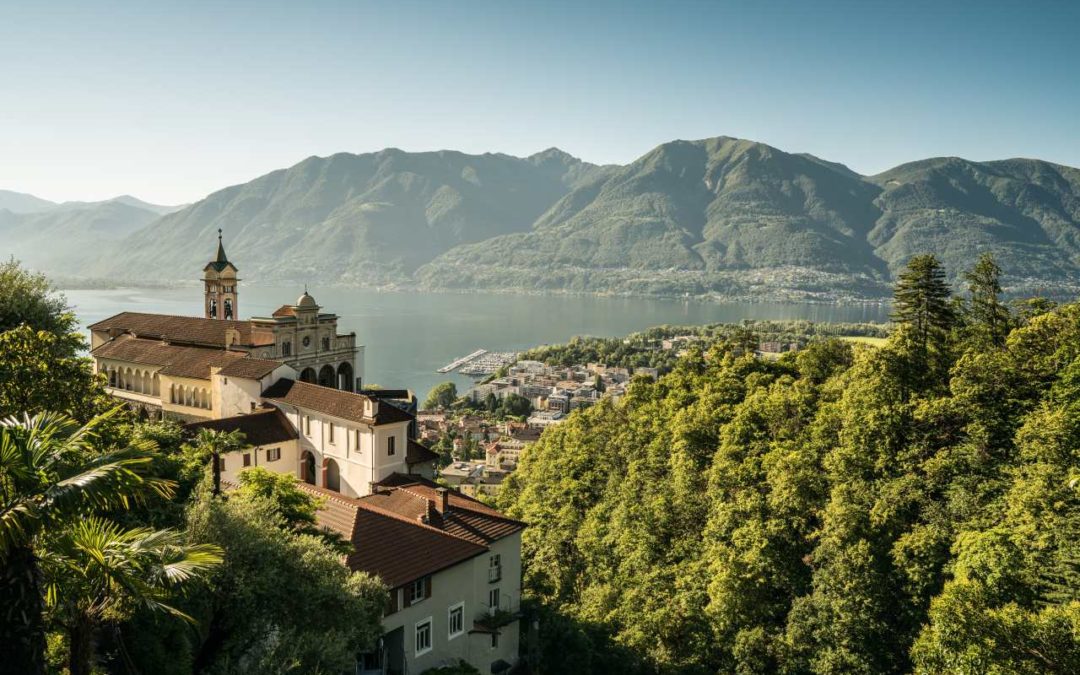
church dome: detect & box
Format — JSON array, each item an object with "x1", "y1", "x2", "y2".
[{"x1": 296, "y1": 291, "x2": 318, "y2": 308}]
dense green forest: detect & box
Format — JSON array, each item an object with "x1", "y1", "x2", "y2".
[
  {"x1": 0, "y1": 260, "x2": 386, "y2": 674},
  {"x1": 500, "y1": 252, "x2": 1080, "y2": 673}
]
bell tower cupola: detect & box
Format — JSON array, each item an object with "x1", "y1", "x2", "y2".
[{"x1": 203, "y1": 229, "x2": 239, "y2": 320}]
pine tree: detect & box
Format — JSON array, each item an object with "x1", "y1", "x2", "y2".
[
  {"x1": 964, "y1": 252, "x2": 1011, "y2": 348},
  {"x1": 892, "y1": 254, "x2": 955, "y2": 367}
]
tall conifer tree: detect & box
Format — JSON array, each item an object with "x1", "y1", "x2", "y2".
[{"x1": 963, "y1": 252, "x2": 1011, "y2": 348}]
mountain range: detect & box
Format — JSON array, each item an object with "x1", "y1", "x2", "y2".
[{"x1": 5, "y1": 137, "x2": 1080, "y2": 300}]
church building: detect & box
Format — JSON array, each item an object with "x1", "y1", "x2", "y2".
[{"x1": 88, "y1": 233, "x2": 524, "y2": 675}]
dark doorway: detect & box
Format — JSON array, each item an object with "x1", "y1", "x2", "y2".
[
  {"x1": 337, "y1": 362, "x2": 354, "y2": 391},
  {"x1": 300, "y1": 367, "x2": 317, "y2": 383},
  {"x1": 301, "y1": 451, "x2": 316, "y2": 485},
  {"x1": 318, "y1": 364, "x2": 335, "y2": 388}
]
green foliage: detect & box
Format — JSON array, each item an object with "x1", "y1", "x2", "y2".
[
  {"x1": 184, "y1": 482, "x2": 387, "y2": 673},
  {"x1": 0, "y1": 258, "x2": 79, "y2": 341},
  {"x1": 0, "y1": 326, "x2": 112, "y2": 420},
  {"x1": 0, "y1": 411, "x2": 175, "y2": 675},
  {"x1": 40, "y1": 517, "x2": 221, "y2": 675},
  {"x1": 502, "y1": 276, "x2": 1080, "y2": 672},
  {"x1": 424, "y1": 381, "x2": 459, "y2": 410}
]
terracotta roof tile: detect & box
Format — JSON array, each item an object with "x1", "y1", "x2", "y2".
[
  {"x1": 216, "y1": 358, "x2": 283, "y2": 379},
  {"x1": 261, "y1": 379, "x2": 413, "y2": 426},
  {"x1": 183, "y1": 408, "x2": 298, "y2": 447},
  {"x1": 91, "y1": 335, "x2": 246, "y2": 380},
  {"x1": 364, "y1": 475, "x2": 525, "y2": 545},
  {"x1": 89, "y1": 312, "x2": 273, "y2": 348},
  {"x1": 297, "y1": 483, "x2": 486, "y2": 589}
]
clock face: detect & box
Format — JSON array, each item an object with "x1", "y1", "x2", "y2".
[{"x1": 302, "y1": 336, "x2": 311, "y2": 347}]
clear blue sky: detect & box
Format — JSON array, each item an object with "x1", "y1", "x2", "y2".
[{"x1": 1, "y1": 0, "x2": 1078, "y2": 204}]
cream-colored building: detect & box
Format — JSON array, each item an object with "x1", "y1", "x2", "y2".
[
  {"x1": 309, "y1": 478, "x2": 524, "y2": 675},
  {"x1": 92, "y1": 232, "x2": 522, "y2": 673}
]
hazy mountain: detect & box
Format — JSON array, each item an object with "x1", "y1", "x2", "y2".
[
  {"x1": 0, "y1": 201, "x2": 161, "y2": 274},
  {"x1": 418, "y1": 139, "x2": 1080, "y2": 298},
  {"x1": 95, "y1": 149, "x2": 614, "y2": 284},
  {"x1": 0, "y1": 190, "x2": 57, "y2": 214},
  {"x1": 20, "y1": 138, "x2": 1080, "y2": 299}
]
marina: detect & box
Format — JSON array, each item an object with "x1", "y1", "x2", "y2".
[{"x1": 438, "y1": 349, "x2": 519, "y2": 376}]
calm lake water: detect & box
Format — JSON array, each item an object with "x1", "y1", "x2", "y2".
[{"x1": 65, "y1": 287, "x2": 890, "y2": 402}]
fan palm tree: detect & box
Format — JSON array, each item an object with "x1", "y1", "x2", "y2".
[
  {"x1": 41, "y1": 516, "x2": 222, "y2": 675},
  {"x1": 0, "y1": 410, "x2": 173, "y2": 675},
  {"x1": 193, "y1": 427, "x2": 248, "y2": 495}
]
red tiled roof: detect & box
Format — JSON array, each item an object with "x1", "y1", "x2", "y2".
[
  {"x1": 271, "y1": 305, "x2": 297, "y2": 318},
  {"x1": 297, "y1": 483, "x2": 486, "y2": 589},
  {"x1": 88, "y1": 312, "x2": 273, "y2": 348},
  {"x1": 261, "y1": 379, "x2": 413, "y2": 426},
  {"x1": 91, "y1": 335, "x2": 247, "y2": 380},
  {"x1": 183, "y1": 408, "x2": 298, "y2": 447},
  {"x1": 364, "y1": 475, "x2": 525, "y2": 546},
  {"x1": 216, "y1": 358, "x2": 283, "y2": 379}
]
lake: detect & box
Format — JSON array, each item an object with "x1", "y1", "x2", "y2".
[{"x1": 65, "y1": 286, "x2": 890, "y2": 402}]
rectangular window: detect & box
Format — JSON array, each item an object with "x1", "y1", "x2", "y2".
[
  {"x1": 322, "y1": 336, "x2": 330, "y2": 351},
  {"x1": 448, "y1": 602, "x2": 464, "y2": 639},
  {"x1": 388, "y1": 435, "x2": 396, "y2": 456},
  {"x1": 328, "y1": 423, "x2": 335, "y2": 444},
  {"x1": 304, "y1": 416, "x2": 311, "y2": 434},
  {"x1": 489, "y1": 553, "x2": 502, "y2": 583},
  {"x1": 488, "y1": 588, "x2": 500, "y2": 613},
  {"x1": 410, "y1": 576, "x2": 427, "y2": 604},
  {"x1": 217, "y1": 456, "x2": 226, "y2": 472},
  {"x1": 282, "y1": 341, "x2": 291, "y2": 357},
  {"x1": 242, "y1": 453, "x2": 251, "y2": 467},
  {"x1": 415, "y1": 619, "x2": 432, "y2": 656},
  {"x1": 491, "y1": 632, "x2": 499, "y2": 649},
  {"x1": 266, "y1": 447, "x2": 281, "y2": 462}
]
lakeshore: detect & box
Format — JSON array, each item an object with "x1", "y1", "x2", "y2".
[{"x1": 64, "y1": 286, "x2": 891, "y2": 402}]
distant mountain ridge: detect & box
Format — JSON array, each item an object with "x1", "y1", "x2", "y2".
[{"x1": 9, "y1": 138, "x2": 1080, "y2": 300}]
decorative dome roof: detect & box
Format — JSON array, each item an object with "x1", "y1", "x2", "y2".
[{"x1": 296, "y1": 291, "x2": 318, "y2": 308}]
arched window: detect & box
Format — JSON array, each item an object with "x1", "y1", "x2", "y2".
[{"x1": 224, "y1": 298, "x2": 233, "y2": 320}]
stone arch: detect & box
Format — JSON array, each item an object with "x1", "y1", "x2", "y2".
[
  {"x1": 323, "y1": 457, "x2": 340, "y2": 492},
  {"x1": 152, "y1": 373, "x2": 160, "y2": 396},
  {"x1": 300, "y1": 368, "x2": 317, "y2": 384},
  {"x1": 141, "y1": 370, "x2": 151, "y2": 394},
  {"x1": 318, "y1": 364, "x2": 335, "y2": 388},
  {"x1": 337, "y1": 362, "x2": 354, "y2": 392},
  {"x1": 108, "y1": 367, "x2": 118, "y2": 388},
  {"x1": 300, "y1": 450, "x2": 316, "y2": 485}
]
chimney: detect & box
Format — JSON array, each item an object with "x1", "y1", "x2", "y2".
[{"x1": 435, "y1": 487, "x2": 449, "y2": 514}]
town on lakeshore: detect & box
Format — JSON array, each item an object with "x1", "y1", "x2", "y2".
[{"x1": 89, "y1": 233, "x2": 523, "y2": 675}]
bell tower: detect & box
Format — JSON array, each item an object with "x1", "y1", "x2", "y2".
[{"x1": 203, "y1": 229, "x2": 239, "y2": 320}]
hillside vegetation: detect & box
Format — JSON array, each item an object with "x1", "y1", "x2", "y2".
[
  {"x1": 9, "y1": 137, "x2": 1080, "y2": 300},
  {"x1": 499, "y1": 254, "x2": 1080, "y2": 673}
]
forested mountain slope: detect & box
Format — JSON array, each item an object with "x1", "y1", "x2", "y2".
[
  {"x1": 92, "y1": 148, "x2": 614, "y2": 284},
  {"x1": 498, "y1": 261, "x2": 1080, "y2": 673},
  {"x1": 11, "y1": 138, "x2": 1080, "y2": 299}
]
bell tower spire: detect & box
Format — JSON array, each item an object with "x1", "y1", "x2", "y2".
[{"x1": 203, "y1": 229, "x2": 240, "y2": 320}]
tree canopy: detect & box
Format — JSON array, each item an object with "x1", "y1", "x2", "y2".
[{"x1": 500, "y1": 254, "x2": 1080, "y2": 673}]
